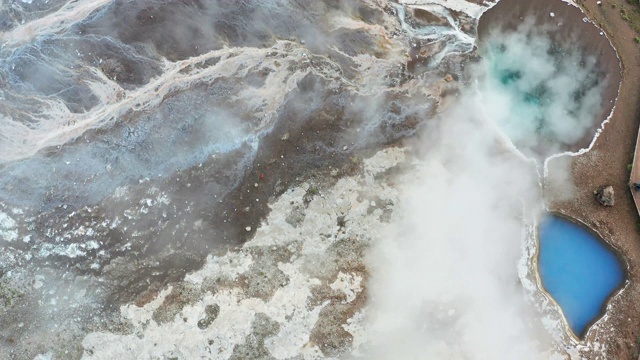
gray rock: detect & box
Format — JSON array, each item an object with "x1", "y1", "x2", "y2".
[
  {"x1": 197, "y1": 304, "x2": 220, "y2": 330},
  {"x1": 596, "y1": 185, "x2": 615, "y2": 207}
]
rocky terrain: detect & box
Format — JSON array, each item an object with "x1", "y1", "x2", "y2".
[{"x1": 0, "y1": 0, "x2": 634, "y2": 359}]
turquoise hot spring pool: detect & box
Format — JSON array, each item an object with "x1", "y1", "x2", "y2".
[{"x1": 538, "y1": 215, "x2": 625, "y2": 337}]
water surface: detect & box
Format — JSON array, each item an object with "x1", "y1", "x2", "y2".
[{"x1": 538, "y1": 215, "x2": 625, "y2": 337}]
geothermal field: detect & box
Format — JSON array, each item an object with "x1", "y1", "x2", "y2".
[{"x1": 1, "y1": 0, "x2": 639, "y2": 359}]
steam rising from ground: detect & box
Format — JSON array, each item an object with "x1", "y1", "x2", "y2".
[
  {"x1": 360, "y1": 18, "x2": 609, "y2": 359},
  {"x1": 0, "y1": 0, "x2": 615, "y2": 358},
  {"x1": 363, "y1": 97, "x2": 558, "y2": 359},
  {"x1": 476, "y1": 18, "x2": 606, "y2": 157}
]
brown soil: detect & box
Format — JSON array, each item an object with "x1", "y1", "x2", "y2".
[{"x1": 547, "y1": 0, "x2": 640, "y2": 359}]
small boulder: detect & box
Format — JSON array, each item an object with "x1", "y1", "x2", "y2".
[{"x1": 596, "y1": 185, "x2": 615, "y2": 207}]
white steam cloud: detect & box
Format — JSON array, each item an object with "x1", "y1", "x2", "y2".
[
  {"x1": 475, "y1": 18, "x2": 606, "y2": 156},
  {"x1": 359, "y1": 17, "x2": 607, "y2": 360},
  {"x1": 362, "y1": 97, "x2": 556, "y2": 359}
]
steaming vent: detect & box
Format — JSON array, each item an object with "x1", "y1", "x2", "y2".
[{"x1": 475, "y1": 0, "x2": 621, "y2": 159}]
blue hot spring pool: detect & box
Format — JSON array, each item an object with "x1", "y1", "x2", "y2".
[{"x1": 538, "y1": 215, "x2": 625, "y2": 337}]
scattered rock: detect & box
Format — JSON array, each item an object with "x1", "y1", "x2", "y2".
[
  {"x1": 197, "y1": 304, "x2": 220, "y2": 330},
  {"x1": 596, "y1": 185, "x2": 615, "y2": 207}
]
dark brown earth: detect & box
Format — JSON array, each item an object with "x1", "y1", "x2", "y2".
[{"x1": 545, "y1": 0, "x2": 640, "y2": 359}]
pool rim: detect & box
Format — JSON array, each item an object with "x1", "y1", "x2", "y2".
[{"x1": 533, "y1": 211, "x2": 629, "y2": 341}]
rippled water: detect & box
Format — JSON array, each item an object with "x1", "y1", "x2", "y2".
[{"x1": 538, "y1": 215, "x2": 625, "y2": 337}]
